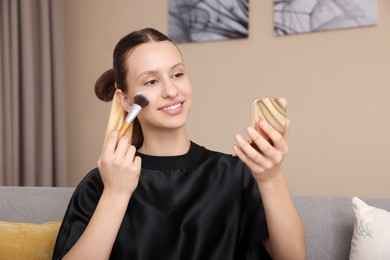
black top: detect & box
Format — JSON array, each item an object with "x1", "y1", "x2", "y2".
[{"x1": 53, "y1": 142, "x2": 271, "y2": 260}]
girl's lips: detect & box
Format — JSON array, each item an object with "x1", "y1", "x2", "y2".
[{"x1": 158, "y1": 101, "x2": 184, "y2": 115}]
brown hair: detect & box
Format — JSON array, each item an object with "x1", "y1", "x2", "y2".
[{"x1": 95, "y1": 28, "x2": 175, "y2": 148}]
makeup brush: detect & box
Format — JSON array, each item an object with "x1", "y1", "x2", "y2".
[{"x1": 118, "y1": 92, "x2": 150, "y2": 139}]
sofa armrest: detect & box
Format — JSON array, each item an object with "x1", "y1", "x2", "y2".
[{"x1": 0, "y1": 186, "x2": 74, "y2": 223}]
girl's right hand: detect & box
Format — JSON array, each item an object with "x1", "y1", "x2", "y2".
[{"x1": 97, "y1": 130, "x2": 142, "y2": 198}]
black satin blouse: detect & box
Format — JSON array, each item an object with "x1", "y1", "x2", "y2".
[{"x1": 53, "y1": 142, "x2": 271, "y2": 260}]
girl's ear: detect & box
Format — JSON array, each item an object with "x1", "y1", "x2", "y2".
[{"x1": 115, "y1": 89, "x2": 132, "y2": 112}]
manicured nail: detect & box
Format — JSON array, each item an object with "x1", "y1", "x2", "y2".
[{"x1": 260, "y1": 120, "x2": 268, "y2": 129}]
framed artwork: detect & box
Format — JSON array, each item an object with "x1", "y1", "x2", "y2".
[
  {"x1": 169, "y1": 0, "x2": 249, "y2": 43},
  {"x1": 274, "y1": 0, "x2": 377, "y2": 36}
]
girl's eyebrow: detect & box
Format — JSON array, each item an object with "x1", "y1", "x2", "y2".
[
  {"x1": 136, "y1": 62, "x2": 185, "y2": 81},
  {"x1": 171, "y1": 62, "x2": 185, "y2": 70},
  {"x1": 136, "y1": 70, "x2": 158, "y2": 81}
]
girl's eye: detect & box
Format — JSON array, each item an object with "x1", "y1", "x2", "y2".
[
  {"x1": 173, "y1": 73, "x2": 184, "y2": 79},
  {"x1": 145, "y1": 79, "x2": 157, "y2": 86}
]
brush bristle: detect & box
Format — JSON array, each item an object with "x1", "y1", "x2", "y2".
[{"x1": 133, "y1": 93, "x2": 150, "y2": 108}]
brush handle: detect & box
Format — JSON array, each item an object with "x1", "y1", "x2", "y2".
[
  {"x1": 125, "y1": 104, "x2": 142, "y2": 124},
  {"x1": 118, "y1": 121, "x2": 130, "y2": 139},
  {"x1": 117, "y1": 104, "x2": 142, "y2": 140}
]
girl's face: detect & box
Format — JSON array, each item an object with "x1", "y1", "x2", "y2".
[{"x1": 124, "y1": 41, "x2": 192, "y2": 133}]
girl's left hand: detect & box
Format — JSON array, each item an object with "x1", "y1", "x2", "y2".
[{"x1": 233, "y1": 119, "x2": 290, "y2": 184}]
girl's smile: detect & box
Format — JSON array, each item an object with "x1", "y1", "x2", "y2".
[{"x1": 158, "y1": 100, "x2": 185, "y2": 115}]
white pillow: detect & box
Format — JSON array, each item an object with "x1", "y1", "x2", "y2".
[{"x1": 349, "y1": 197, "x2": 390, "y2": 260}]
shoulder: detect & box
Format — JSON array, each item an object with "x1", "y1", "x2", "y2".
[
  {"x1": 195, "y1": 142, "x2": 259, "y2": 191},
  {"x1": 77, "y1": 167, "x2": 103, "y2": 191},
  {"x1": 196, "y1": 142, "x2": 244, "y2": 166},
  {"x1": 194, "y1": 142, "x2": 250, "y2": 175},
  {"x1": 70, "y1": 168, "x2": 104, "y2": 204}
]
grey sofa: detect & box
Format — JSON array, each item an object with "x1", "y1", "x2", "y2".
[{"x1": 1, "y1": 186, "x2": 390, "y2": 259}]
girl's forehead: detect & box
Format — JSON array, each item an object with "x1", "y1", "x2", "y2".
[
  {"x1": 126, "y1": 41, "x2": 183, "y2": 72},
  {"x1": 128, "y1": 41, "x2": 181, "y2": 62}
]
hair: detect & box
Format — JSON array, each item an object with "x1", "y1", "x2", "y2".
[{"x1": 95, "y1": 28, "x2": 175, "y2": 148}]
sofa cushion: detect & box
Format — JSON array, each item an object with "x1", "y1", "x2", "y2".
[
  {"x1": 0, "y1": 221, "x2": 61, "y2": 260},
  {"x1": 350, "y1": 197, "x2": 390, "y2": 260}
]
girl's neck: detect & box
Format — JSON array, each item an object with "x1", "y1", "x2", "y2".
[{"x1": 137, "y1": 127, "x2": 190, "y2": 156}]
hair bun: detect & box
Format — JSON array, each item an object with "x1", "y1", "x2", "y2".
[{"x1": 95, "y1": 69, "x2": 116, "y2": 102}]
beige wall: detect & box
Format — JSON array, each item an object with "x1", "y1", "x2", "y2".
[{"x1": 65, "y1": 0, "x2": 390, "y2": 197}]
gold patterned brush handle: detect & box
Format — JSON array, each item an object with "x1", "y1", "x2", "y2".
[{"x1": 252, "y1": 97, "x2": 287, "y2": 140}]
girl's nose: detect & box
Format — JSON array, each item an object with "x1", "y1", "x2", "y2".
[{"x1": 161, "y1": 80, "x2": 178, "y2": 99}]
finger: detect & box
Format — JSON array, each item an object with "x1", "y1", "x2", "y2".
[
  {"x1": 132, "y1": 155, "x2": 142, "y2": 170},
  {"x1": 258, "y1": 121, "x2": 286, "y2": 151},
  {"x1": 283, "y1": 118, "x2": 291, "y2": 142},
  {"x1": 233, "y1": 144, "x2": 265, "y2": 173},
  {"x1": 235, "y1": 134, "x2": 270, "y2": 167},
  {"x1": 116, "y1": 135, "x2": 131, "y2": 158},
  {"x1": 259, "y1": 120, "x2": 289, "y2": 161},
  {"x1": 246, "y1": 126, "x2": 274, "y2": 155},
  {"x1": 123, "y1": 145, "x2": 136, "y2": 164},
  {"x1": 102, "y1": 130, "x2": 119, "y2": 158},
  {"x1": 128, "y1": 155, "x2": 142, "y2": 181},
  {"x1": 235, "y1": 133, "x2": 253, "y2": 152}
]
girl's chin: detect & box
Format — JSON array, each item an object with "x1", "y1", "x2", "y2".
[
  {"x1": 140, "y1": 111, "x2": 190, "y2": 130},
  {"x1": 142, "y1": 120, "x2": 187, "y2": 131}
]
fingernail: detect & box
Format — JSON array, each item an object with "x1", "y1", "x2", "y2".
[
  {"x1": 247, "y1": 127, "x2": 256, "y2": 134},
  {"x1": 260, "y1": 120, "x2": 268, "y2": 128}
]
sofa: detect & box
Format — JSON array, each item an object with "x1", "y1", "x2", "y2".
[{"x1": 1, "y1": 186, "x2": 389, "y2": 259}]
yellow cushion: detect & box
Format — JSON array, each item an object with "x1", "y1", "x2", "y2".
[{"x1": 0, "y1": 221, "x2": 61, "y2": 260}]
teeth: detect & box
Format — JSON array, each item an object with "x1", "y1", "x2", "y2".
[{"x1": 161, "y1": 103, "x2": 181, "y2": 111}]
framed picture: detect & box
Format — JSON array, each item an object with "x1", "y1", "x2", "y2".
[
  {"x1": 274, "y1": 0, "x2": 377, "y2": 36},
  {"x1": 169, "y1": 0, "x2": 249, "y2": 43}
]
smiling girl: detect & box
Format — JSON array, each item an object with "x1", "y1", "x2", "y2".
[{"x1": 53, "y1": 28, "x2": 306, "y2": 260}]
